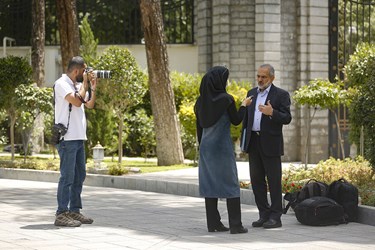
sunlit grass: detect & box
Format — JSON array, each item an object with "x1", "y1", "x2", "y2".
[{"x1": 0, "y1": 155, "x2": 194, "y2": 174}]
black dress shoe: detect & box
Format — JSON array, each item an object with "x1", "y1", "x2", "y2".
[
  {"x1": 230, "y1": 226, "x2": 248, "y2": 234},
  {"x1": 263, "y1": 219, "x2": 282, "y2": 229},
  {"x1": 208, "y1": 224, "x2": 230, "y2": 232},
  {"x1": 252, "y1": 218, "x2": 268, "y2": 227}
]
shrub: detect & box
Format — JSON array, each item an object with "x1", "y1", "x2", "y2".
[
  {"x1": 344, "y1": 43, "x2": 375, "y2": 88},
  {"x1": 227, "y1": 81, "x2": 252, "y2": 142},
  {"x1": 348, "y1": 65, "x2": 375, "y2": 168},
  {"x1": 108, "y1": 164, "x2": 129, "y2": 176},
  {"x1": 178, "y1": 102, "x2": 196, "y2": 159},
  {"x1": 0, "y1": 158, "x2": 59, "y2": 171},
  {"x1": 281, "y1": 177, "x2": 303, "y2": 194},
  {"x1": 171, "y1": 72, "x2": 252, "y2": 159},
  {"x1": 281, "y1": 157, "x2": 375, "y2": 206},
  {"x1": 124, "y1": 109, "x2": 156, "y2": 157},
  {"x1": 345, "y1": 42, "x2": 375, "y2": 169},
  {"x1": 171, "y1": 71, "x2": 201, "y2": 159}
]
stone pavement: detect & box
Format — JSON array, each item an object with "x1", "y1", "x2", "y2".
[{"x1": 1, "y1": 174, "x2": 375, "y2": 249}]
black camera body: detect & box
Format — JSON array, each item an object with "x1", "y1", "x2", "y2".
[
  {"x1": 86, "y1": 67, "x2": 111, "y2": 79},
  {"x1": 51, "y1": 123, "x2": 68, "y2": 144}
]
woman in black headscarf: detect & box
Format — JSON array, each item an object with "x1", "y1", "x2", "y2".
[{"x1": 194, "y1": 66, "x2": 252, "y2": 234}]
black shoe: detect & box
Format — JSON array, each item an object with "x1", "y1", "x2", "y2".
[
  {"x1": 252, "y1": 218, "x2": 268, "y2": 227},
  {"x1": 263, "y1": 219, "x2": 282, "y2": 229},
  {"x1": 230, "y1": 226, "x2": 248, "y2": 234},
  {"x1": 208, "y1": 224, "x2": 230, "y2": 232}
]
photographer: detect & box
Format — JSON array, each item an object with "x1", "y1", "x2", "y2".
[{"x1": 53, "y1": 56, "x2": 98, "y2": 227}]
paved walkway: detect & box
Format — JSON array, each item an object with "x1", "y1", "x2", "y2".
[{"x1": 1, "y1": 168, "x2": 375, "y2": 249}]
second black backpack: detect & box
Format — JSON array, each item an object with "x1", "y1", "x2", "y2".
[
  {"x1": 328, "y1": 178, "x2": 359, "y2": 222},
  {"x1": 294, "y1": 196, "x2": 347, "y2": 226}
]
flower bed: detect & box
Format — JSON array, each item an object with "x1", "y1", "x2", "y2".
[{"x1": 240, "y1": 157, "x2": 375, "y2": 207}]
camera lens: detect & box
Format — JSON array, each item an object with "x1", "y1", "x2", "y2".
[{"x1": 94, "y1": 70, "x2": 111, "y2": 79}]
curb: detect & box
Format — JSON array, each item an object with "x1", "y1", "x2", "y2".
[{"x1": 1, "y1": 168, "x2": 373, "y2": 226}]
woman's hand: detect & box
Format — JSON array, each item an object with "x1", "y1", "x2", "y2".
[{"x1": 241, "y1": 96, "x2": 253, "y2": 107}]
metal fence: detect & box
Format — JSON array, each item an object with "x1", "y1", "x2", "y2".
[
  {"x1": 329, "y1": 0, "x2": 374, "y2": 158},
  {"x1": 0, "y1": 0, "x2": 194, "y2": 46}
]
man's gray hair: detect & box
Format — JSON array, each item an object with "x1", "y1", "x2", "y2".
[{"x1": 259, "y1": 64, "x2": 275, "y2": 77}]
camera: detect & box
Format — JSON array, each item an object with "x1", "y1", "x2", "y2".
[
  {"x1": 86, "y1": 67, "x2": 111, "y2": 79},
  {"x1": 51, "y1": 123, "x2": 68, "y2": 144}
]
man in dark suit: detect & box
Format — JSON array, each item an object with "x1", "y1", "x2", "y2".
[{"x1": 241, "y1": 64, "x2": 292, "y2": 228}]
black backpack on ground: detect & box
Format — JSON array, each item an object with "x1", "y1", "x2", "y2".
[
  {"x1": 283, "y1": 179, "x2": 329, "y2": 214},
  {"x1": 328, "y1": 178, "x2": 359, "y2": 222},
  {"x1": 294, "y1": 196, "x2": 347, "y2": 226}
]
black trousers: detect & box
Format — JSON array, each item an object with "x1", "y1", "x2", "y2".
[
  {"x1": 248, "y1": 132, "x2": 282, "y2": 221},
  {"x1": 205, "y1": 197, "x2": 242, "y2": 229}
]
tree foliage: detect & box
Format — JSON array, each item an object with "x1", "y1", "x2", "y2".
[
  {"x1": 93, "y1": 46, "x2": 147, "y2": 163},
  {"x1": 338, "y1": 1, "x2": 375, "y2": 67},
  {"x1": 15, "y1": 84, "x2": 53, "y2": 161},
  {"x1": 293, "y1": 78, "x2": 355, "y2": 109},
  {"x1": 79, "y1": 13, "x2": 98, "y2": 66},
  {"x1": 345, "y1": 43, "x2": 375, "y2": 168},
  {"x1": 0, "y1": 56, "x2": 32, "y2": 161},
  {"x1": 0, "y1": 0, "x2": 193, "y2": 46},
  {"x1": 171, "y1": 71, "x2": 201, "y2": 159},
  {"x1": 344, "y1": 43, "x2": 375, "y2": 88},
  {"x1": 124, "y1": 109, "x2": 155, "y2": 158},
  {"x1": 294, "y1": 78, "x2": 356, "y2": 161},
  {"x1": 227, "y1": 81, "x2": 251, "y2": 142}
]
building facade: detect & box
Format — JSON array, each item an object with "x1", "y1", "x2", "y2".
[{"x1": 195, "y1": 0, "x2": 330, "y2": 163}]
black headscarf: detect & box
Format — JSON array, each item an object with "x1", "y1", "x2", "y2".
[{"x1": 194, "y1": 66, "x2": 234, "y2": 128}]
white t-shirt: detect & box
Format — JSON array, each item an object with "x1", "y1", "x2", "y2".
[{"x1": 54, "y1": 74, "x2": 87, "y2": 141}]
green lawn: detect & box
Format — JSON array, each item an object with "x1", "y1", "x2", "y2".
[{"x1": 0, "y1": 155, "x2": 194, "y2": 174}]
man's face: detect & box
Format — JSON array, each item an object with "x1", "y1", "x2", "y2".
[
  {"x1": 75, "y1": 65, "x2": 86, "y2": 82},
  {"x1": 257, "y1": 67, "x2": 274, "y2": 90}
]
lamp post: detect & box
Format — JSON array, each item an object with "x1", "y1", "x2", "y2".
[{"x1": 93, "y1": 142, "x2": 104, "y2": 168}]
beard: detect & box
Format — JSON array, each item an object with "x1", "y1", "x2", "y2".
[
  {"x1": 258, "y1": 82, "x2": 271, "y2": 91},
  {"x1": 76, "y1": 74, "x2": 84, "y2": 82}
]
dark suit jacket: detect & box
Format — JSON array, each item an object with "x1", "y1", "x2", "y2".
[{"x1": 240, "y1": 84, "x2": 292, "y2": 157}]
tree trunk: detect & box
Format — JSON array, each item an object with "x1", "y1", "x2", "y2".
[
  {"x1": 139, "y1": 0, "x2": 184, "y2": 166},
  {"x1": 56, "y1": 0, "x2": 80, "y2": 72},
  {"x1": 9, "y1": 110, "x2": 16, "y2": 162},
  {"x1": 31, "y1": 0, "x2": 45, "y2": 87},
  {"x1": 118, "y1": 113, "x2": 124, "y2": 164},
  {"x1": 304, "y1": 107, "x2": 317, "y2": 169},
  {"x1": 333, "y1": 110, "x2": 346, "y2": 159},
  {"x1": 31, "y1": 0, "x2": 46, "y2": 153}
]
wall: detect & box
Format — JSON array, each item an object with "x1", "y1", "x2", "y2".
[
  {"x1": 196, "y1": 0, "x2": 330, "y2": 163},
  {"x1": 3, "y1": 44, "x2": 198, "y2": 87}
]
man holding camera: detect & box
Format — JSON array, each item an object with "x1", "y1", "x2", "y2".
[{"x1": 53, "y1": 56, "x2": 97, "y2": 227}]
